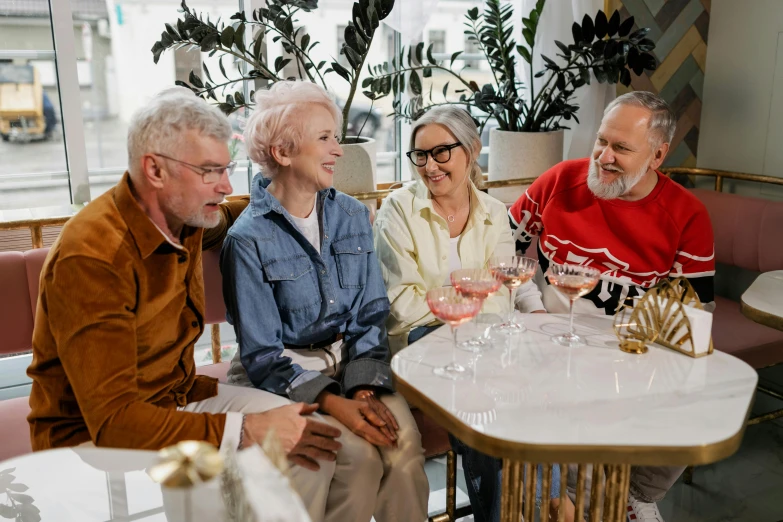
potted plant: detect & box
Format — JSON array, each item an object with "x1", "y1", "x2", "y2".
[
  {"x1": 151, "y1": 0, "x2": 394, "y2": 202},
  {"x1": 363, "y1": 0, "x2": 657, "y2": 201}
]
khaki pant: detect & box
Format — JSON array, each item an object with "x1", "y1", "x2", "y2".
[{"x1": 185, "y1": 383, "x2": 429, "y2": 522}]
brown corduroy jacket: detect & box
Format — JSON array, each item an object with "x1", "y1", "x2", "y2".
[{"x1": 27, "y1": 173, "x2": 248, "y2": 450}]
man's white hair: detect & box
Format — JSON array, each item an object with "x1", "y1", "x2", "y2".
[
  {"x1": 603, "y1": 91, "x2": 676, "y2": 149},
  {"x1": 127, "y1": 87, "x2": 231, "y2": 176}
]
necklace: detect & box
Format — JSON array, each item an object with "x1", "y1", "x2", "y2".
[{"x1": 433, "y1": 188, "x2": 471, "y2": 223}]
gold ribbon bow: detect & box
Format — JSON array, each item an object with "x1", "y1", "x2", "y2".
[{"x1": 148, "y1": 440, "x2": 224, "y2": 488}]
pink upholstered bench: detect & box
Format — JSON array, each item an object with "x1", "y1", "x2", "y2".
[{"x1": 690, "y1": 189, "x2": 783, "y2": 368}]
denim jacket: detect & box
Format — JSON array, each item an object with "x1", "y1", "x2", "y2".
[{"x1": 221, "y1": 175, "x2": 394, "y2": 404}]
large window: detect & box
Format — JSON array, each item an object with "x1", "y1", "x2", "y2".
[
  {"x1": 0, "y1": 1, "x2": 69, "y2": 210},
  {"x1": 0, "y1": 0, "x2": 405, "y2": 211}
]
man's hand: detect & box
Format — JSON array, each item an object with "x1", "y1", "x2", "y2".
[
  {"x1": 317, "y1": 391, "x2": 394, "y2": 448},
  {"x1": 353, "y1": 389, "x2": 399, "y2": 444},
  {"x1": 243, "y1": 403, "x2": 342, "y2": 471}
]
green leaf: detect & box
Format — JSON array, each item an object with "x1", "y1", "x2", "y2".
[
  {"x1": 426, "y1": 43, "x2": 436, "y2": 65},
  {"x1": 608, "y1": 10, "x2": 620, "y2": 36},
  {"x1": 523, "y1": 28, "x2": 534, "y2": 47},
  {"x1": 344, "y1": 45, "x2": 363, "y2": 69},
  {"x1": 220, "y1": 26, "x2": 235, "y2": 48},
  {"x1": 638, "y1": 38, "x2": 656, "y2": 52},
  {"x1": 252, "y1": 34, "x2": 264, "y2": 62},
  {"x1": 415, "y1": 41, "x2": 424, "y2": 65},
  {"x1": 410, "y1": 69, "x2": 422, "y2": 95},
  {"x1": 522, "y1": 17, "x2": 533, "y2": 32},
  {"x1": 629, "y1": 27, "x2": 649, "y2": 43},
  {"x1": 580, "y1": 68, "x2": 590, "y2": 85},
  {"x1": 571, "y1": 21, "x2": 582, "y2": 45},
  {"x1": 202, "y1": 62, "x2": 213, "y2": 83},
  {"x1": 165, "y1": 23, "x2": 180, "y2": 39},
  {"x1": 594, "y1": 10, "x2": 608, "y2": 39},
  {"x1": 618, "y1": 15, "x2": 634, "y2": 37},
  {"x1": 423, "y1": 67, "x2": 432, "y2": 78},
  {"x1": 234, "y1": 23, "x2": 246, "y2": 53},
  {"x1": 345, "y1": 25, "x2": 366, "y2": 55},
  {"x1": 274, "y1": 56, "x2": 290, "y2": 72},
  {"x1": 332, "y1": 61, "x2": 352, "y2": 83},
  {"x1": 516, "y1": 45, "x2": 532, "y2": 64},
  {"x1": 620, "y1": 67, "x2": 631, "y2": 87},
  {"x1": 530, "y1": 9, "x2": 539, "y2": 27},
  {"x1": 536, "y1": 0, "x2": 545, "y2": 13},
  {"x1": 450, "y1": 51, "x2": 463, "y2": 67},
  {"x1": 554, "y1": 40, "x2": 570, "y2": 58},
  {"x1": 301, "y1": 34, "x2": 311, "y2": 52},
  {"x1": 442, "y1": 81, "x2": 449, "y2": 99},
  {"x1": 219, "y1": 57, "x2": 228, "y2": 79},
  {"x1": 579, "y1": 15, "x2": 594, "y2": 45},
  {"x1": 199, "y1": 33, "x2": 218, "y2": 52},
  {"x1": 188, "y1": 71, "x2": 204, "y2": 88}
]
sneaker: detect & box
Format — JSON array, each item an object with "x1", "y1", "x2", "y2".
[{"x1": 627, "y1": 496, "x2": 664, "y2": 522}]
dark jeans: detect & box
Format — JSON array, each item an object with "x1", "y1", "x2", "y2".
[{"x1": 408, "y1": 325, "x2": 441, "y2": 344}]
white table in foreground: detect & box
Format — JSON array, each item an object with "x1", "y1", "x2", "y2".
[
  {"x1": 0, "y1": 446, "x2": 303, "y2": 522},
  {"x1": 741, "y1": 270, "x2": 783, "y2": 331},
  {"x1": 391, "y1": 313, "x2": 758, "y2": 521}
]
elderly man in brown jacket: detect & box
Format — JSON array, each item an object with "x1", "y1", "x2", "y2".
[{"x1": 26, "y1": 88, "x2": 349, "y2": 521}]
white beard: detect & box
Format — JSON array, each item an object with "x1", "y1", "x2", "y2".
[{"x1": 587, "y1": 159, "x2": 649, "y2": 200}]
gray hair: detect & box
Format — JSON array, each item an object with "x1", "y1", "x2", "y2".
[
  {"x1": 127, "y1": 87, "x2": 232, "y2": 177},
  {"x1": 409, "y1": 106, "x2": 484, "y2": 188},
  {"x1": 603, "y1": 91, "x2": 676, "y2": 149}
]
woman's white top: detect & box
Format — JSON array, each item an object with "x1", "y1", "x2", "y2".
[{"x1": 289, "y1": 201, "x2": 321, "y2": 252}]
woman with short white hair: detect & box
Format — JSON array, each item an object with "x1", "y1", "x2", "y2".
[{"x1": 220, "y1": 81, "x2": 428, "y2": 522}]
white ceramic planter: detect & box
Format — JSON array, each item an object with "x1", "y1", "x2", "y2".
[
  {"x1": 334, "y1": 136, "x2": 376, "y2": 212},
  {"x1": 488, "y1": 129, "x2": 564, "y2": 204}
]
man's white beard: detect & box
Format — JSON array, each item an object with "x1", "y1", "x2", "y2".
[{"x1": 587, "y1": 158, "x2": 649, "y2": 200}]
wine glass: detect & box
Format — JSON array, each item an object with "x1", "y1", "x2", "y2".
[
  {"x1": 426, "y1": 287, "x2": 483, "y2": 380},
  {"x1": 450, "y1": 269, "x2": 502, "y2": 352},
  {"x1": 487, "y1": 256, "x2": 538, "y2": 333},
  {"x1": 546, "y1": 263, "x2": 602, "y2": 347}
]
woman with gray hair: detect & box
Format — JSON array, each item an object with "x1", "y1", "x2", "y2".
[
  {"x1": 373, "y1": 106, "x2": 538, "y2": 350},
  {"x1": 373, "y1": 106, "x2": 554, "y2": 522},
  {"x1": 220, "y1": 81, "x2": 428, "y2": 522}
]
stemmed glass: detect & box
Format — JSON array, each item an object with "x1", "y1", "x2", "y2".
[
  {"x1": 546, "y1": 263, "x2": 602, "y2": 347},
  {"x1": 487, "y1": 256, "x2": 538, "y2": 333},
  {"x1": 450, "y1": 269, "x2": 502, "y2": 352},
  {"x1": 426, "y1": 287, "x2": 483, "y2": 380}
]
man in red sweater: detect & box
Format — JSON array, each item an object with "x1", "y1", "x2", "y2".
[{"x1": 508, "y1": 91, "x2": 715, "y2": 522}]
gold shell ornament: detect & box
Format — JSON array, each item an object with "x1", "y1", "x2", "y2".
[{"x1": 614, "y1": 278, "x2": 714, "y2": 357}]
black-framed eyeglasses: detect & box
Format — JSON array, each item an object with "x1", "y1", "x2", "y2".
[
  {"x1": 153, "y1": 153, "x2": 237, "y2": 184},
  {"x1": 406, "y1": 142, "x2": 462, "y2": 167}
]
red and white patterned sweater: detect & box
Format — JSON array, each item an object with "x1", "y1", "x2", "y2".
[{"x1": 509, "y1": 158, "x2": 715, "y2": 315}]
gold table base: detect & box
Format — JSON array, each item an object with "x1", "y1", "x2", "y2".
[{"x1": 500, "y1": 461, "x2": 631, "y2": 522}]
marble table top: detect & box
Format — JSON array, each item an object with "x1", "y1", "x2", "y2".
[
  {"x1": 391, "y1": 313, "x2": 758, "y2": 466},
  {"x1": 0, "y1": 446, "x2": 306, "y2": 521},
  {"x1": 741, "y1": 270, "x2": 783, "y2": 331}
]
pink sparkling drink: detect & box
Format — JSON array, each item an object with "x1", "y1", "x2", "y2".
[{"x1": 426, "y1": 287, "x2": 482, "y2": 379}]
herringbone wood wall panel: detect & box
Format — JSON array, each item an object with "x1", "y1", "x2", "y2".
[{"x1": 608, "y1": 0, "x2": 710, "y2": 167}]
